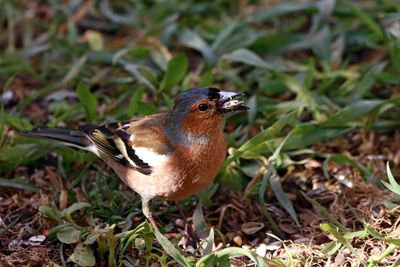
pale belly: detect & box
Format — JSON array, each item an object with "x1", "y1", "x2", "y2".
[
  {"x1": 107, "y1": 134, "x2": 227, "y2": 201},
  {"x1": 109, "y1": 152, "x2": 224, "y2": 201}
]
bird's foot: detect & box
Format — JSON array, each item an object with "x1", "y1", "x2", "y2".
[
  {"x1": 173, "y1": 201, "x2": 199, "y2": 247},
  {"x1": 184, "y1": 221, "x2": 199, "y2": 248},
  {"x1": 147, "y1": 216, "x2": 159, "y2": 230}
]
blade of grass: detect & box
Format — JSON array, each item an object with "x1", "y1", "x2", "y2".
[
  {"x1": 244, "y1": 2, "x2": 315, "y2": 23},
  {"x1": 1, "y1": 112, "x2": 33, "y2": 131},
  {"x1": 266, "y1": 233, "x2": 295, "y2": 266},
  {"x1": 322, "y1": 241, "x2": 342, "y2": 256},
  {"x1": 304, "y1": 194, "x2": 347, "y2": 232},
  {"x1": 329, "y1": 154, "x2": 373, "y2": 182},
  {"x1": 159, "y1": 54, "x2": 188, "y2": 92},
  {"x1": 367, "y1": 243, "x2": 397, "y2": 267},
  {"x1": 5, "y1": 2, "x2": 16, "y2": 54},
  {"x1": 204, "y1": 227, "x2": 215, "y2": 256},
  {"x1": 382, "y1": 162, "x2": 400, "y2": 195},
  {"x1": 257, "y1": 161, "x2": 283, "y2": 237},
  {"x1": 193, "y1": 202, "x2": 209, "y2": 240},
  {"x1": 153, "y1": 228, "x2": 191, "y2": 267},
  {"x1": 62, "y1": 55, "x2": 88, "y2": 85},
  {"x1": 341, "y1": 0, "x2": 385, "y2": 40},
  {"x1": 0, "y1": 215, "x2": 21, "y2": 237},
  {"x1": 76, "y1": 82, "x2": 97, "y2": 123},
  {"x1": 224, "y1": 48, "x2": 275, "y2": 70},
  {"x1": 322, "y1": 100, "x2": 383, "y2": 127},
  {"x1": 270, "y1": 173, "x2": 300, "y2": 226},
  {"x1": 225, "y1": 111, "x2": 297, "y2": 166},
  {"x1": 0, "y1": 177, "x2": 40, "y2": 192},
  {"x1": 122, "y1": 61, "x2": 156, "y2": 92},
  {"x1": 270, "y1": 131, "x2": 300, "y2": 226},
  {"x1": 179, "y1": 29, "x2": 215, "y2": 65},
  {"x1": 196, "y1": 247, "x2": 268, "y2": 267},
  {"x1": 320, "y1": 223, "x2": 364, "y2": 264},
  {"x1": 258, "y1": 125, "x2": 300, "y2": 232}
]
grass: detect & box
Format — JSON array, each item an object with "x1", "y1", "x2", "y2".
[{"x1": 1, "y1": 0, "x2": 400, "y2": 266}]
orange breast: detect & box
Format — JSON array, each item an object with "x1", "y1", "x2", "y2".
[
  {"x1": 164, "y1": 132, "x2": 227, "y2": 200},
  {"x1": 104, "y1": 130, "x2": 227, "y2": 202}
]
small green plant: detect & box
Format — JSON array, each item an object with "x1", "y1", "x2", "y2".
[
  {"x1": 2, "y1": 0, "x2": 400, "y2": 265},
  {"x1": 382, "y1": 163, "x2": 400, "y2": 196}
]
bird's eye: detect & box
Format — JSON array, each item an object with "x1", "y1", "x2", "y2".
[{"x1": 198, "y1": 103, "x2": 209, "y2": 112}]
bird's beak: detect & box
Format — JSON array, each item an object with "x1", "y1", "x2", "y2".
[{"x1": 219, "y1": 91, "x2": 249, "y2": 114}]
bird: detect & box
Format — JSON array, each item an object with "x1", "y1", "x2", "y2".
[{"x1": 23, "y1": 87, "x2": 248, "y2": 229}]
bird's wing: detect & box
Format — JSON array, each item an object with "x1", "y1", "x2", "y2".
[{"x1": 80, "y1": 114, "x2": 172, "y2": 175}]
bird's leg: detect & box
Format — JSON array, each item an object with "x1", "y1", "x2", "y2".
[
  {"x1": 174, "y1": 200, "x2": 188, "y2": 221},
  {"x1": 174, "y1": 201, "x2": 198, "y2": 245},
  {"x1": 142, "y1": 198, "x2": 158, "y2": 230}
]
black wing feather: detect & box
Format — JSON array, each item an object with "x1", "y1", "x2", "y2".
[
  {"x1": 114, "y1": 130, "x2": 151, "y2": 170},
  {"x1": 80, "y1": 123, "x2": 152, "y2": 175}
]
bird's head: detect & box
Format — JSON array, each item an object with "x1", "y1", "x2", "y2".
[{"x1": 169, "y1": 87, "x2": 248, "y2": 138}]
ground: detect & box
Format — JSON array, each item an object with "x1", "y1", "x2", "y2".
[{"x1": 1, "y1": 1, "x2": 400, "y2": 266}]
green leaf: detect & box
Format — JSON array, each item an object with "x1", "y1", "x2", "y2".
[
  {"x1": 0, "y1": 144, "x2": 45, "y2": 170},
  {"x1": 270, "y1": 173, "x2": 300, "y2": 226},
  {"x1": 62, "y1": 55, "x2": 88, "y2": 85},
  {"x1": 199, "y1": 70, "x2": 213, "y2": 87},
  {"x1": 197, "y1": 183, "x2": 219, "y2": 207},
  {"x1": 83, "y1": 234, "x2": 99, "y2": 245},
  {"x1": 1, "y1": 112, "x2": 32, "y2": 131},
  {"x1": 202, "y1": 227, "x2": 215, "y2": 256},
  {"x1": 382, "y1": 162, "x2": 400, "y2": 196},
  {"x1": 350, "y1": 63, "x2": 387, "y2": 99},
  {"x1": 62, "y1": 202, "x2": 91, "y2": 217},
  {"x1": 323, "y1": 100, "x2": 383, "y2": 127},
  {"x1": 39, "y1": 206, "x2": 62, "y2": 222},
  {"x1": 196, "y1": 247, "x2": 268, "y2": 267},
  {"x1": 329, "y1": 154, "x2": 373, "y2": 181},
  {"x1": 225, "y1": 111, "x2": 297, "y2": 165},
  {"x1": 266, "y1": 233, "x2": 294, "y2": 266},
  {"x1": 76, "y1": 82, "x2": 97, "y2": 123},
  {"x1": 323, "y1": 228, "x2": 368, "y2": 256},
  {"x1": 258, "y1": 162, "x2": 283, "y2": 237},
  {"x1": 193, "y1": 202, "x2": 209, "y2": 240},
  {"x1": 322, "y1": 241, "x2": 342, "y2": 256},
  {"x1": 385, "y1": 239, "x2": 400, "y2": 245},
  {"x1": 224, "y1": 48, "x2": 275, "y2": 70},
  {"x1": 159, "y1": 54, "x2": 188, "y2": 92},
  {"x1": 121, "y1": 62, "x2": 156, "y2": 92},
  {"x1": 153, "y1": 228, "x2": 191, "y2": 267},
  {"x1": 305, "y1": 195, "x2": 347, "y2": 232},
  {"x1": 341, "y1": 0, "x2": 385, "y2": 41},
  {"x1": 368, "y1": 243, "x2": 398, "y2": 265},
  {"x1": 69, "y1": 244, "x2": 96, "y2": 267},
  {"x1": 211, "y1": 23, "x2": 238, "y2": 52},
  {"x1": 116, "y1": 222, "x2": 146, "y2": 259},
  {"x1": 259, "y1": 124, "x2": 301, "y2": 229},
  {"x1": 278, "y1": 74, "x2": 314, "y2": 108},
  {"x1": 283, "y1": 124, "x2": 347, "y2": 150},
  {"x1": 0, "y1": 178, "x2": 40, "y2": 192},
  {"x1": 245, "y1": 2, "x2": 315, "y2": 23},
  {"x1": 311, "y1": 26, "x2": 331, "y2": 68},
  {"x1": 57, "y1": 226, "x2": 81, "y2": 244},
  {"x1": 127, "y1": 88, "x2": 144, "y2": 116},
  {"x1": 179, "y1": 29, "x2": 215, "y2": 65},
  {"x1": 86, "y1": 31, "x2": 104, "y2": 51},
  {"x1": 320, "y1": 224, "x2": 363, "y2": 263},
  {"x1": 219, "y1": 166, "x2": 243, "y2": 191}
]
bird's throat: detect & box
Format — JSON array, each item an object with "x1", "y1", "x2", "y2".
[
  {"x1": 164, "y1": 112, "x2": 211, "y2": 147},
  {"x1": 165, "y1": 126, "x2": 209, "y2": 147}
]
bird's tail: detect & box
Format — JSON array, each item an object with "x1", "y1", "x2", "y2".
[{"x1": 22, "y1": 126, "x2": 92, "y2": 151}]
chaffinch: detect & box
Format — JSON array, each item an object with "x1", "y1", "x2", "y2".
[{"x1": 23, "y1": 87, "x2": 247, "y2": 229}]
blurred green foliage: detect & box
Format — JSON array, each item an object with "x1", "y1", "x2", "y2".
[{"x1": 1, "y1": 0, "x2": 400, "y2": 266}]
